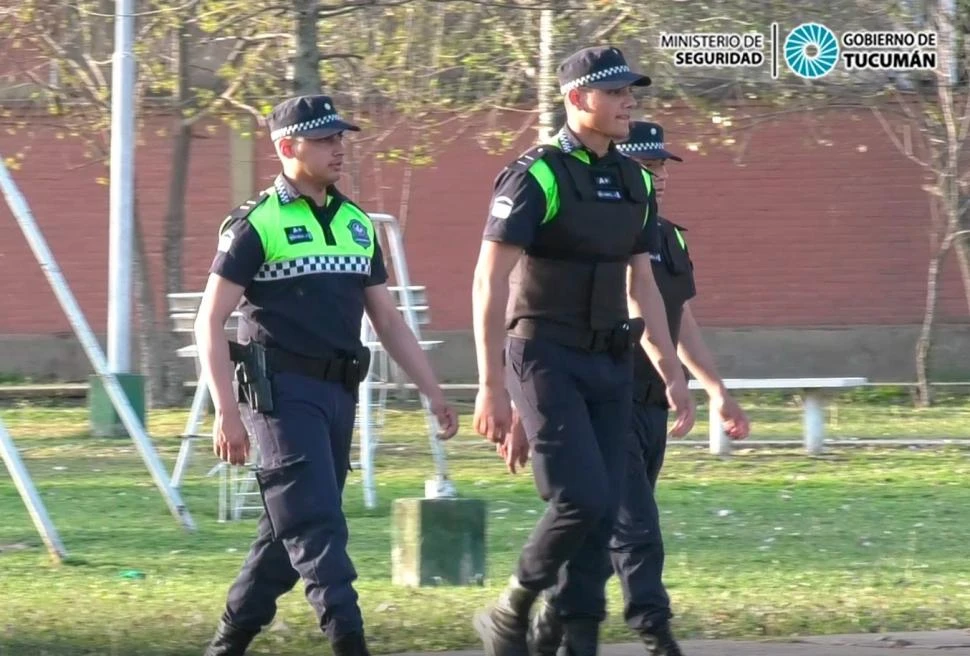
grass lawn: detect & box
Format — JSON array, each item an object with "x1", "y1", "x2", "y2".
[{"x1": 1, "y1": 393, "x2": 970, "y2": 655}]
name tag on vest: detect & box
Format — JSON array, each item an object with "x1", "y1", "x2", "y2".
[
  {"x1": 284, "y1": 225, "x2": 313, "y2": 244},
  {"x1": 591, "y1": 171, "x2": 623, "y2": 202},
  {"x1": 596, "y1": 189, "x2": 622, "y2": 201}
]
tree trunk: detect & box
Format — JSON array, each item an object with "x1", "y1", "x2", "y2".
[
  {"x1": 954, "y1": 232, "x2": 970, "y2": 314},
  {"x1": 292, "y1": 0, "x2": 321, "y2": 94},
  {"x1": 131, "y1": 185, "x2": 166, "y2": 409},
  {"x1": 916, "y1": 241, "x2": 951, "y2": 407},
  {"x1": 157, "y1": 17, "x2": 194, "y2": 407}
]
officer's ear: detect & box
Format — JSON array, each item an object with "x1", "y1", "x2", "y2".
[
  {"x1": 566, "y1": 88, "x2": 589, "y2": 113},
  {"x1": 275, "y1": 136, "x2": 297, "y2": 160}
]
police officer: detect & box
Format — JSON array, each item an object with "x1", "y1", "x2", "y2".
[
  {"x1": 195, "y1": 94, "x2": 459, "y2": 656},
  {"x1": 471, "y1": 47, "x2": 695, "y2": 656},
  {"x1": 524, "y1": 121, "x2": 751, "y2": 656}
]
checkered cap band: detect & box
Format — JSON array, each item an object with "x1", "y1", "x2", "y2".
[
  {"x1": 254, "y1": 255, "x2": 371, "y2": 281},
  {"x1": 270, "y1": 113, "x2": 345, "y2": 141},
  {"x1": 560, "y1": 65, "x2": 631, "y2": 93},
  {"x1": 617, "y1": 141, "x2": 665, "y2": 153}
]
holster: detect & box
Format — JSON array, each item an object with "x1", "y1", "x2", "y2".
[
  {"x1": 609, "y1": 317, "x2": 645, "y2": 361},
  {"x1": 633, "y1": 380, "x2": 669, "y2": 408},
  {"x1": 344, "y1": 346, "x2": 372, "y2": 399},
  {"x1": 228, "y1": 341, "x2": 275, "y2": 414}
]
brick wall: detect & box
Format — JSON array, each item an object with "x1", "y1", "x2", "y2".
[{"x1": 1, "y1": 106, "x2": 967, "y2": 340}]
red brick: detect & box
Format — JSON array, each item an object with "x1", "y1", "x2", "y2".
[{"x1": 0, "y1": 107, "x2": 967, "y2": 337}]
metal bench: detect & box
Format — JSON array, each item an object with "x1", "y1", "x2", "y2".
[{"x1": 690, "y1": 377, "x2": 869, "y2": 455}]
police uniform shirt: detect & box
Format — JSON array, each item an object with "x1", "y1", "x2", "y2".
[
  {"x1": 210, "y1": 174, "x2": 388, "y2": 358},
  {"x1": 483, "y1": 126, "x2": 659, "y2": 254},
  {"x1": 634, "y1": 216, "x2": 697, "y2": 394}
]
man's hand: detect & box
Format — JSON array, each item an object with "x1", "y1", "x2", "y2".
[
  {"x1": 498, "y1": 410, "x2": 530, "y2": 474},
  {"x1": 712, "y1": 391, "x2": 750, "y2": 440},
  {"x1": 213, "y1": 407, "x2": 250, "y2": 466},
  {"x1": 429, "y1": 393, "x2": 459, "y2": 440},
  {"x1": 665, "y1": 376, "x2": 696, "y2": 438},
  {"x1": 474, "y1": 383, "x2": 512, "y2": 443}
]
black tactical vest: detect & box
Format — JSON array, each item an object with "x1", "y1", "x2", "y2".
[
  {"x1": 507, "y1": 143, "x2": 651, "y2": 339},
  {"x1": 633, "y1": 217, "x2": 697, "y2": 398}
]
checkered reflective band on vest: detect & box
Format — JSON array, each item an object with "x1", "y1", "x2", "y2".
[{"x1": 243, "y1": 188, "x2": 377, "y2": 282}]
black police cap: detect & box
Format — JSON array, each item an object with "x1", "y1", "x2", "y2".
[
  {"x1": 617, "y1": 121, "x2": 683, "y2": 162},
  {"x1": 267, "y1": 94, "x2": 360, "y2": 141},
  {"x1": 557, "y1": 46, "x2": 651, "y2": 94}
]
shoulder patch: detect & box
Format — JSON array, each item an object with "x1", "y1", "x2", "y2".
[
  {"x1": 508, "y1": 145, "x2": 554, "y2": 173},
  {"x1": 218, "y1": 191, "x2": 271, "y2": 235}
]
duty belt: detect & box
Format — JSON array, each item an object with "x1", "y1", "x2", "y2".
[
  {"x1": 228, "y1": 342, "x2": 371, "y2": 394},
  {"x1": 509, "y1": 317, "x2": 644, "y2": 358}
]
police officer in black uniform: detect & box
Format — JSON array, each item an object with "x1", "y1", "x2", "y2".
[
  {"x1": 471, "y1": 47, "x2": 695, "y2": 656},
  {"x1": 525, "y1": 121, "x2": 751, "y2": 656},
  {"x1": 195, "y1": 94, "x2": 459, "y2": 656}
]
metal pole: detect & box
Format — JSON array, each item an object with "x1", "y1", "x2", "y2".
[
  {"x1": 537, "y1": 9, "x2": 556, "y2": 142},
  {"x1": 941, "y1": 0, "x2": 958, "y2": 87},
  {"x1": 0, "y1": 420, "x2": 68, "y2": 564},
  {"x1": 371, "y1": 214, "x2": 454, "y2": 496},
  {"x1": 107, "y1": 0, "x2": 136, "y2": 372},
  {"x1": 0, "y1": 158, "x2": 196, "y2": 532}
]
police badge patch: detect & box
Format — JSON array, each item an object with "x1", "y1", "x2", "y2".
[
  {"x1": 348, "y1": 219, "x2": 371, "y2": 248},
  {"x1": 490, "y1": 196, "x2": 514, "y2": 220}
]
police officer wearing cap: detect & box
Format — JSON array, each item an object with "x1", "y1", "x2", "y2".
[
  {"x1": 197, "y1": 94, "x2": 459, "y2": 656},
  {"x1": 471, "y1": 46, "x2": 695, "y2": 656},
  {"x1": 523, "y1": 121, "x2": 751, "y2": 656}
]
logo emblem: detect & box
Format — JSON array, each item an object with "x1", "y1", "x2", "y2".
[
  {"x1": 348, "y1": 219, "x2": 371, "y2": 248},
  {"x1": 491, "y1": 196, "x2": 514, "y2": 220},
  {"x1": 218, "y1": 229, "x2": 234, "y2": 253},
  {"x1": 784, "y1": 23, "x2": 840, "y2": 79}
]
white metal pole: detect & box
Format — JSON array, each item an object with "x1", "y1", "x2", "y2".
[
  {"x1": 107, "y1": 0, "x2": 136, "y2": 372},
  {"x1": 371, "y1": 215, "x2": 454, "y2": 498},
  {"x1": 0, "y1": 158, "x2": 196, "y2": 532},
  {"x1": 941, "y1": 0, "x2": 958, "y2": 87},
  {"x1": 0, "y1": 420, "x2": 68, "y2": 564},
  {"x1": 537, "y1": 9, "x2": 556, "y2": 142}
]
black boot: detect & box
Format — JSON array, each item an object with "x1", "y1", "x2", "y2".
[
  {"x1": 332, "y1": 631, "x2": 372, "y2": 656},
  {"x1": 527, "y1": 593, "x2": 564, "y2": 656},
  {"x1": 473, "y1": 576, "x2": 539, "y2": 656},
  {"x1": 203, "y1": 619, "x2": 257, "y2": 656},
  {"x1": 640, "y1": 622, "x2": 684, "y2": 656},
  {"x1": 559, "y1": 619, "x2": 599, "y2": 656}
]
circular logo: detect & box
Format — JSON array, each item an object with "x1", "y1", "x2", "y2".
[{"x1": 784, "y1": 23, "x2": 839, "y2": 79}]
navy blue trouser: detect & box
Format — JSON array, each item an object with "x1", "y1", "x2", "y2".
[
  {"x1": 219, "y1": 372, "x2": 362, "y2": 642},
  {"x1": 609, "y1": 402, "x2": 672, "y2": 632},
  {"x1": 505, "y1": 336, "x2": 633, "y2": 621}
]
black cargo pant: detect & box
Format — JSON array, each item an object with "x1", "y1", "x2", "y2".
[
  {"x1": 609, "y1": 401, "x2": 672, "y2": 632},
  {"x1": 506, "y1": 335, "x2": 633, "y2": 621},
  {"x1": 218, "y1": 372, "x2": 362, "y2": 642}
]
